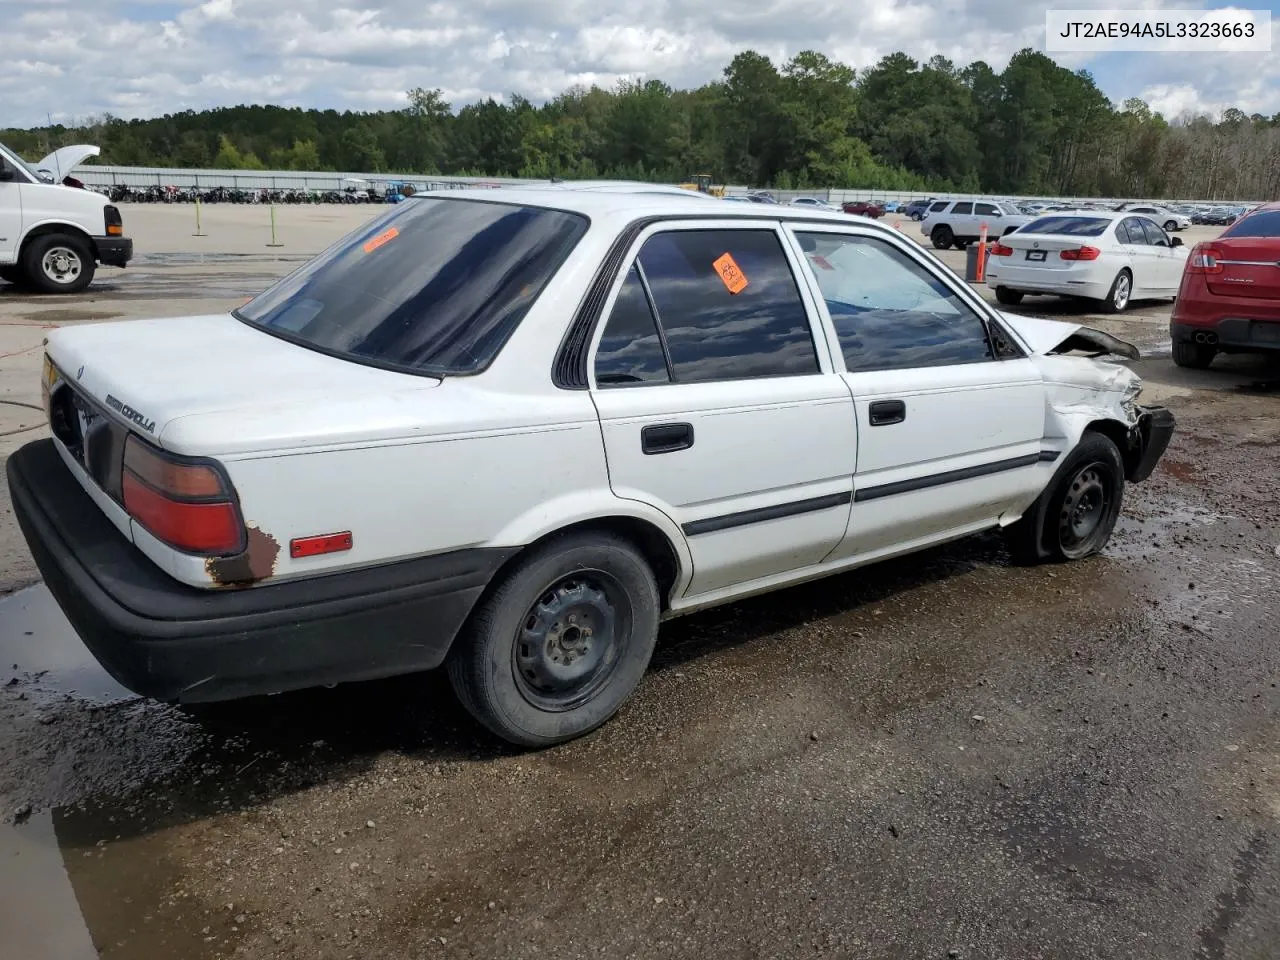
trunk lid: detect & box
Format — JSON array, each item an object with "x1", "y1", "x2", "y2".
[
  {"x1": 1206, "y1": 236, "x2": 1280, "y2": 301},
  {"x1": 998, "y1": 232, "x2": 1103, "y2": 272},
  {"x1": 47, "y1": 314, "x2": 441, "y2": 450}
]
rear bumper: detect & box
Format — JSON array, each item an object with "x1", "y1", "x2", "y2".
[
  {"x1": 1170, "y1": 318, "x2": 1280, "y2": 353},
  {"x1": 94, "y1": 237, "x2": 133, "y2": 268},
  {"x1": 985, "y1": 269, "x2": 1110, "y2": 300},
  {"x1": 1128, "y1": 406, "x2": 1176, "y2": 484},
  {"x1": 7, "y1": 438, "x2": 513, "y2": 703}
]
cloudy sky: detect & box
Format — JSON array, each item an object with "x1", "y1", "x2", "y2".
[{"x1": 4, "y1": 0, "x2": 1278, "y2": 129}]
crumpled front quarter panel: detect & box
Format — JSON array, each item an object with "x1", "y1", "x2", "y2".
[{"x1": 1031, "y1": 354, "x2": 1142, "y2": 449}]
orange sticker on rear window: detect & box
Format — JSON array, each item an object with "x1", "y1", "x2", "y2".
[
  {"x1": 712, "y1": 252, "x2": 748, "y2": 294},
  {"x1": 363, "y1": 226, "x2": 399, "y2": 253}
]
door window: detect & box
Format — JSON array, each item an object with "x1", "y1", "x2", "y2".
[
  {"x1": 632, "y1": 229, "x2": 820, "y2": 383},
  {"x1": 795, "y1": 232, "x2": 997, "y2": 372},
  {"x1": 594, "y1": 264, "x2": 671, "y2": 386},
  {"x1": 951, "y1": 202, "x2": 973, "y2": 215},
  {"x1": 1118, "y1": 218, "x2": 1148, "y2": 245},
  {"x1": 1137, "y1": 218, "x2": 1171, "y2": 247},
  {"x1": 974, "y1": 202, "x2": 1000, "y2": 217}
]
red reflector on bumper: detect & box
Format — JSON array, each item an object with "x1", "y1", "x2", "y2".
[{"x1": 290, "y1": 532, "x2": 353, "y2": 559}]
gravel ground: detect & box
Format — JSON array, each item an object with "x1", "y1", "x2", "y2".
[{"x1": 1, "y1": 205, "x2": 1277, "y2": 960}]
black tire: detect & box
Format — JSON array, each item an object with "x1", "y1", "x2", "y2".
[
  {"x1": 21, "y1": 233, "x2": 96, "y2": 294},
  {"x1": 995, "y1": 286, "x2": 1024, "y2": 306},
  {"x1": 1164, "y1": 220, "x2": 1177, "y2": 232},
  {"x1": 446, "y1": 532, "x2": 661, "y2": 748},
  {"x1": 1172, "y1": 339, "x2": 1216, "y2": 369},
  {"x1": 1004, "y1": 432, "x2": 1125, "y2": 564},
  {"x1": 911, "y1": 212, "x2": 923, "y2": 221},
  {"x1": 931, "y1": 225, "x2": 954, "y2": 249},
  {"x1": 1099, "y1": 269, "x2": 1132, "y2": 314}
]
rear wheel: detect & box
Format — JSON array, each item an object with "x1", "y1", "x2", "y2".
[
  {"x1": 995, "y1": 286, "x2": 1024, "y2": 306},
  {"x1": 1099, "y1": 269, "x2": 1132, "y2": 314},
  {"x1": 931, "y1": 225, "x2": 954, "y2": 249},
  {"x1": 21, "y1": 233, "x2": 95, "y2": 294},
  {"x1": 446, "y1": 532, "x2": 661, "y2": 748},
  {"x1": 1004, "y1": 432, "x2": 1125, "y2": 564},
  {"x1": 1172, "y1": 339, "x2": 1217, "y2": 369}
]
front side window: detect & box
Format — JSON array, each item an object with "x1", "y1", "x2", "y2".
[
  {"x1": 974, "y1": 202, "x2": 1000, "y2": 217},
  {"x1": 1118, "y1": 219, "x2": 1147, "y2": 245},
  {"x1": 235, "y1": 197, "x2": 588, "y2": 376},
  {"x1": 632, "y1": 229, "x2": 819, "y2": 383},
  {"x1": 1138, "y1": 219, "x2": 1171, "y2": 246},
  {"x1": 794, "y1": 232, "x2": 996, "y2": 373}
]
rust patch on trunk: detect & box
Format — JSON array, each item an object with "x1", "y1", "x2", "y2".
[{"x1": 204, "y1": 525, "x2": 281, "y2": 587}]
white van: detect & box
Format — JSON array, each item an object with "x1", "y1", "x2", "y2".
[{"x1": 0, "y1": 142, "x2": 132, "y2": 294}]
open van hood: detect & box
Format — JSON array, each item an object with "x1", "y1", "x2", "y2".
[
  {"x1": 997, "y1": 312, "x2": 1140, "y2": 360},
  {"x1": 35, "y1": 144, "x2": 100, "y2": 181}
]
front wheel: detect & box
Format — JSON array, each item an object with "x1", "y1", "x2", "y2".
[
  {"x1": 931, "y1": 225, "x2": 954, "y2": 249},
  {"x1": 21, "y1": 234, "x2": 96, "y2": 294},
  {"x1": 446, "y1": 532, "x2": 661, "y2": 748},
  {"x1": 1004, "y1": 432, "x2": 1125, "y2": 564},
  {"x1": 1164, "y1": 220, "x2": 1178, "y2": 232}
]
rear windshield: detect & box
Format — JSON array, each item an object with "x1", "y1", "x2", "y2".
[
  {"x1": 235, "y1": 197, "x2": 588, "y2": 376},
  {"x1": 1019, "y1": 216, "x2": 1110, "y2": 237},
  {"x1": 1222, "y1": 211, "x2": 1280, "y2": 238}
]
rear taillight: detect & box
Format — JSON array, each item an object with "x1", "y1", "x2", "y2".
[
  {"x1": 122, "y1": 435, "x2": 243, "y2": 555},
  {"x1": 1187, "y1": 245, "x2": 1224, "y2": 274},
  {"x1": 1060, "y1": 246, "x2": 1101, "y2": 261},
  {"x1": 990, "y1": 243, "x2": 1014, "y2": 257},
  {"x1": 104, "y1": 205, "x2": 123, "y2": 237}
]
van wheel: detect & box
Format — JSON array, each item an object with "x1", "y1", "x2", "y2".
[
  {"x1": 1004, "y1": 432, "x2": 1125, "y2": 564},
  {"x1": 446, "y1": 532, "x2": 660, "y2": 748},
  {"x1": 931, "y1": 225, "x2": 954, "y2": 249},
  {"x1": 1099, "y1": 269, "x2": 1132, "y2": 313},
  {"x1": 22, "y1": 234, "x2": 95, "y2": 294},
  {"x1": 995, "y1": 286, "x2": 1024, "y2": 305}
]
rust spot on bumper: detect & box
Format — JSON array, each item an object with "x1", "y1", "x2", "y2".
[{"x1": 205, "y1": 525, "x2": 281, "y2": 586}]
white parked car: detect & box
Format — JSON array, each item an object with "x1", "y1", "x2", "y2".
[
  {"x1": 920, "y1": 199, "x2": 1032, "y2": 249},
  {"x1": 789, "y1": 196, "x2": 838, "y2": 211},
  {"x1": 1116, "y1": 204, "x2": 1191, "y2": 232},
  {"x1": 0, "y1": 141, "x2": 133, "y2": 293},
  {"x1": 10, "y1": 185, "x2": 1174, "y2": 747},
  {"x1": 984, "y1": 211, "x2": 1188, "y2": 312}
]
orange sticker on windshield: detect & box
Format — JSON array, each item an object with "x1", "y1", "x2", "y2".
[
  {"x1": 712, "y1": 252, "x2": 748, "y2": 294},
  {"x1": 363, "y1": 226, "x2": 399, "y2": 253}
]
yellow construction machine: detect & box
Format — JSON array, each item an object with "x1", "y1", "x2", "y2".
[{"x1": 678, "y1": 174, "x2": 726, "y2": 197}]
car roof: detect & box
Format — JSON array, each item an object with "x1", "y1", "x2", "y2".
[{"x1": 412, "y1": 182, "x2": 879, "y2": 229}]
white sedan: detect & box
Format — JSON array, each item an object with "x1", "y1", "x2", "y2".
[
  {"x1": 12, "y1": 184, "x2": 1174, "y2": 747},
  {"x1": 789, "y1": 196, "x2": 839, "y2": 211},
  {"x1": 984, "y1": 211, "x2": 1188, "y2": 312},
  {"x1": 1119, "y1": 204, "x2": 1192, "y2": 232}
]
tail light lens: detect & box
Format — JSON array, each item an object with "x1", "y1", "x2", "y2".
[
  {"x1": 122, "y1": 435, "x2": 244, "y2": 555},
  {"x1": 990, "y1": 243, "x2": 1014, "y2": 257},
  {"x1": 104, "y1": 205, "x2": 123, "y2": 237},
  {"x1": 1187, "y1": 245, "x2": 1223, "y2": 274},
  {"x1": 1060, "y1": 246, "x2": 1101, "y2": 261}
]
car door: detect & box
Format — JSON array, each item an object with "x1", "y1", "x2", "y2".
[
  {"x1": 949, "y1": 201, "x2": 975, "y2": 239},
  {"x1": 783, "y1": 224, "x2": 1048, "y2": 562},
  {"x1": 1136, "y1": 217, "x2": 1186, "y2": 294},
  {"x1": 1116, "y1": 217, "x2": 1152, "y2": 289},
  {"x1": 973, "y1": 201, "x2": 1004, "y2": 240},
  {"x1": 589, "y1": 221, "x2": 857, "y2": 599}
]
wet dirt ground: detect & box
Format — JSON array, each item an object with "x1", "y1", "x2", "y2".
[{"x1": 1, "y1": 207, "x2": 1278, "y2": 959}]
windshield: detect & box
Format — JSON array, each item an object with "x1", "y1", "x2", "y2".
[
  {"x1": 1019, "y1": 216, "x2": 1110, "y2": 237},
  {"x1": 0, "y1": 143, "x2": 42, "y2": 182},
  {"x1": 235, "y1": 197, "x2": 589, "y2": 376}
]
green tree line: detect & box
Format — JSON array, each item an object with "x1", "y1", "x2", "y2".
[{"x1": 5, "y1": 48, "x2": 1278, "y2": 200}]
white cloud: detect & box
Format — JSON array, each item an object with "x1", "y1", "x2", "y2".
[{"x1": 0, "y1": 0, "x2": 1275, "y2": 129}]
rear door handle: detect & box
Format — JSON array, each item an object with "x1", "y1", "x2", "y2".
[
  {"x1": 868, "y1": 399, "x2": 906, "y2": 426},
  {"x1": 641, "y1": 422, "x2": 694, "y2": 455}
]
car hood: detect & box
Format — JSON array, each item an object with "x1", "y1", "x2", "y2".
[
  {"x1": 997, "y1": 313, "x2": 1140, "y2": 360},
  {"x1": 35, "y1": 144, "x2": 100, "y2": 180}
]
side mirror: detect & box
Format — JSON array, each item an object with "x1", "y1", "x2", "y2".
[{"x1": 1171, "y1": 236, "x2": 1184, "y2": 248}]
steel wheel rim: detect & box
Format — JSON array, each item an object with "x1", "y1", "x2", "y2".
[
  {"x1": 511, "y1": 569, "x2": 631, "y2": 712},
  {"x1": 1058, "y1": 461, "x2": 1115, "y2": 558},
  {"x1": 1113, "y1": 274, "x2": 1130, "y2": 310},
  {"x1": 41, "y1": 246, "x2": 82, "y2": 285}
]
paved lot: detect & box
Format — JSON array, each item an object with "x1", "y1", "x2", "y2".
[{"x1": 1, "y1": 205, "x2": 1278, "y2": 960}]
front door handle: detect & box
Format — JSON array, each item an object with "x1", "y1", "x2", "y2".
[
  {"x1": 868, "y1": 399, "x2": 906, "y2": 426},
  {"x1": 641, "y1": 422, "x2": 694, "y2": 455}
]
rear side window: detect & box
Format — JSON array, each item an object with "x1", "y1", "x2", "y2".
[
  {"x1": 594, "y1": 266, "x2": 670, "y2": 386},
  {"x1": 235, "y1": 197, "x2": 588, "y2": 376},
  {"x1": 951, "y1": 202, "x2": 973, "y2": 215},
  {"x1": 1223, "y1": 211, "x2": 1280, "y2": 238},
  {"x1": 635, "y1": 229, "x2": 819, "y2": 383},
  {"x1": 1021, "y1": 216, "x2": 1109, "y2": 237}
]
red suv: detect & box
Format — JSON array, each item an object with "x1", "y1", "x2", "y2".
[{"x1": 1171, "y1": 201, "x2": 1280, "y2": 368}]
